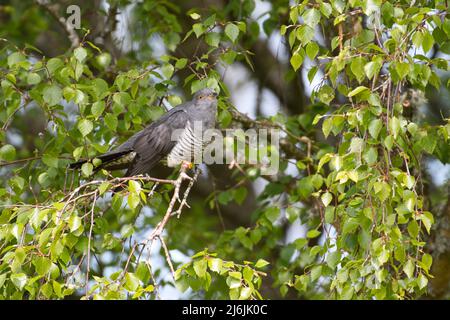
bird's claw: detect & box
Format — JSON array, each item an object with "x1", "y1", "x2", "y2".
[
  {"x1": 181, "y1": 161, "x2": 194, "y2": 170},
  {"x1": 179, "y1": 172, "x2": 193, "y2": 181}
]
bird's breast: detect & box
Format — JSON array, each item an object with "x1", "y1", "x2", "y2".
[{"x1": 167, "y1": 123, "x2": 204, "y2": 167}]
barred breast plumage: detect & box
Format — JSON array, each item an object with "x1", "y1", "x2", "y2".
[{"x1": 167, "y1": 121, "x2": 204, "y2": 167}]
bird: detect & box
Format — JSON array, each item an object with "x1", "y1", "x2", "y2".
[{"x1": 69, "y1": 88, "x2": 218, "y2": 177}]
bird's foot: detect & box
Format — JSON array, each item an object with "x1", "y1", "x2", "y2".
[
  {"x1": 179, "y1": 171, "x2": 193, "y2": 181},
  {"x1": 179, "y1": 161, "x2": 194, "y2": 181},
  {"x1": 181, "y1": 161, "x2": 194, "y2": 170}
]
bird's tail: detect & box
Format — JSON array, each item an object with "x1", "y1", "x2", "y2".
[
  {"x1": 68, "y1": 150, "x2": 132, "y2": 170},
  {"x1": 68, "y1": 159, "x2": 88, "y2": 169}
]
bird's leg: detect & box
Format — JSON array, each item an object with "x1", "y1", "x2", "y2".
[{"x1": 179, "y1": 161, "x2": 194, "y2": 181}]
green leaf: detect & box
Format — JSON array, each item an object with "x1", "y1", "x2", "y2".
[
  {"x1": 307, "y1": 229, "x2": 321, "y2": 238},
  {"x1": 364, "y1": 61, "x2": 382, "y2": 80},
  {"x1": 225, "y1": 23, "x2": 240, "y2": 43},
  {"x1": 395, "y1": 62, "x2": 410, "y2": 80},
  {"x1": 368, "y1": 119, "x2": 382, "y2": 139},
  {"x1": 205, "y1": 32, "x2": 221, "y2": 47},
  {"x1": 193, "y1": 259, "x2": 208, "y2": 278},
  {"x1": 189, "y1": 12, "x2": 201, "y2": 20},
  {"x1": 192, "y1": 23, "x2": 204, "y2": 38},
  {"x1": 303, "y1": 8, "x2": 321, "y2": 27},
  {"x1": 317, "y1": 85, "x2": 335, "y2": 104},
  {"x1": 243, "y1": 267, "x2": 254, "y2": 284},
  {"x1": 27, "y1": 73, "x2": 41, "y2": 85},
  {"x1": 222, "y1": 50, "x2": 236, "y2": 64},
  {"x1": 349, "y1": 137, "x2": 364, "y2": 154},
  {"x1": 363, "y1": 147, "x2": 378, "y2": 165},
  {"x1": 403, "y1": 175, "x2": 415, "y2": 190},
  {"x1": 77, "y1": 119, "x2": 93, "y2": 137},
  {"x1": 43, "y1": 85, "x2": 62, "y2": 106},
  {"x1": 128, "y1": 193, "x2": 140, "y2": 210},
  {"x1": 350, "y1": 57, "x2": 366, "y2": 83},
  {"x1": 297, "y1": 177, "x2": 314, "y2": 199},
  {"x1": 296, "y1": 25, "x2": 315, "y2": 44},
  {"x1": 255, "y1": 259, "x2": 270, "y2": 268},
  {"x1": 125, "y1": 273, "x2": 140, "y2": 292},
  {"x1": 0, "y1": 273, "x2": 6, "y2": 288},
  {"x1": 325, "y1": 206, "x2": 335, "y2": 223},
  {"x1": 175, "y1": 58, "x2": 188, "y2": 69},
  {"x1": 234, "y1": 187, "x2": 248, "y2": 205},
  {"x1": 120, "y1": 224, "x2": 135, "y2": 238},
  {"x1": 128, "y1": 180, "x2": 141, "y2": 194},
  {"x1": 46, "y1": 58, "x2": 63, "y2": 74},
  {"x1": 419, "y1": 211, "x2": 434, "y2": 234},
  {"x1": 422, "y1": 30, "x2": 434, "y2": 53},
  {"x1": 81, "y1": 162, "x2": 93, "y2": 177},
  {"x1": 265, "y1": 207, "x2": 280, "y2": 223},
  {"x1": 306, "y1": 42, "x2": 319, "y2": 60},
  {"x1": 96, "y1": 53, "x2": 111, "y2": 68},
  {"x1": 384, "y1": 135, "x2": 394, "y2": 151},
  {"x1": 7, "y1": 52, "x2": 26, "y2": 67},
  {"x1": 343, "y1": 218, "x2": 359, "y2": 234},
  {"x1": 34, "y1": 257, "x2": 52, "y2": 275},
  {"x1": 208, "y1": 258, "x2": 223, "y2": 273},
  {"x1": 348, "y1": 86, "x2": 369, "y2": 97},
  {"x1": 11, "y1": 273, "x2": 27, "y2": 290},
  {"x1": 326, "y1": 250, "x2": 341, "y2": 269},
  {"x1": 91, "y1": 101, "x2": 105, "y2": 118},
  {"x1": 42, "y1": 154, "x2": 58, "y2": 168},
  {"x1": 218, "y1": 109, "x2": 232, "y2": 127},
  {"x1": 74, "y1": 47, "x2": 87, "y2": 62},
  {"x1": 321, "y1": 192, "x2": 333, "y2": 207},
  {"x1": 310, "y1": 265, "x2": 322, "y2": 281},
  {"x1": 317, "y1": 153, "x2": 332, "y2": 171},
  {"x1": 421, "y1": 253, "x2": 432, "y2": 271},
  {"x1": 105, "y1": 113, "x2": 118, "y2": 131},
  {"x1": 161, "y1": 64, "x2": 174, "y2": 79},
  {"x1": 320, "y1": 3, "x2": 332, "y2": 18},
  {"x1": 389, "y1": 116, "x2": 401, "y2": 139},
  {"x1": 417, "y1": 273, "x2": 428, "y2": 289},
  {"x1": 239, "y1": 287, "x2": 252, "y2": 300},
  {"x1": 286, "y1": 206, "x2": 300, "y2": 223},
  {"x1": 290, "y1": 52, "x2": 303, "y2": 71},
  {"x1": 0, "y1": 144, "x2": 16, "y2": 161},
  {"x1": 403, "y1": 259, "x2": 414, "y2": 279}
]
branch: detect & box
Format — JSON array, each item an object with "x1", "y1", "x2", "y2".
[
  {"x1": 104, "y1": 164, "x2": 200, "y2": 285},
  {"x1": 230, "y1": 108, "x2": 311, "y2": 160},
  {"x1": 34, "y1": 0, "x2": 80, "y2": 48},
  {"x1": 144, "y1": 164, "x2": 200, "y2": 280}
]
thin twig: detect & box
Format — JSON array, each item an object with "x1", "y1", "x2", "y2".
[
  {"x1": 159, "y1": 236, "x2": 175, "y2": 280},
  {"x1": 85, "y1": 190, "x2": 98, "y2": 297}
]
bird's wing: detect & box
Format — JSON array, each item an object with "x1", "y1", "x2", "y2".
[
  {"x1": 124, "y1": 108, "x2": 190, "y2": 176},
  {"x1": 69, "y1": 104, "x2": 191, "y2": 173}
]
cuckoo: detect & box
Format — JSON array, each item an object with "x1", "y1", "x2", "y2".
[{"x1": 70, "y1": 88, "x2": 218, "y2": 176}]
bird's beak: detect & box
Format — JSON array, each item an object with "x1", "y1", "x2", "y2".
[{"x1": 212, "y1": 92, "x2": 218, "y2": 97}]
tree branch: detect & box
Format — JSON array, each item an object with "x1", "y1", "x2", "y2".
[
  {"x1": 229, "y1": 108, "x2": 310, "y2": 160},
  {"x1": 34, "y1": 0, "x2": 80, "y2": 48}
]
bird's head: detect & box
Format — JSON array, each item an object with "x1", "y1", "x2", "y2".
[{"x1": 193, "y1": 88, "x2": 218, "y2": 104}]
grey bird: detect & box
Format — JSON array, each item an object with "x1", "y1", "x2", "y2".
[{"x1": 70, "y1": 88, "x2": 218, "y2": 176}]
